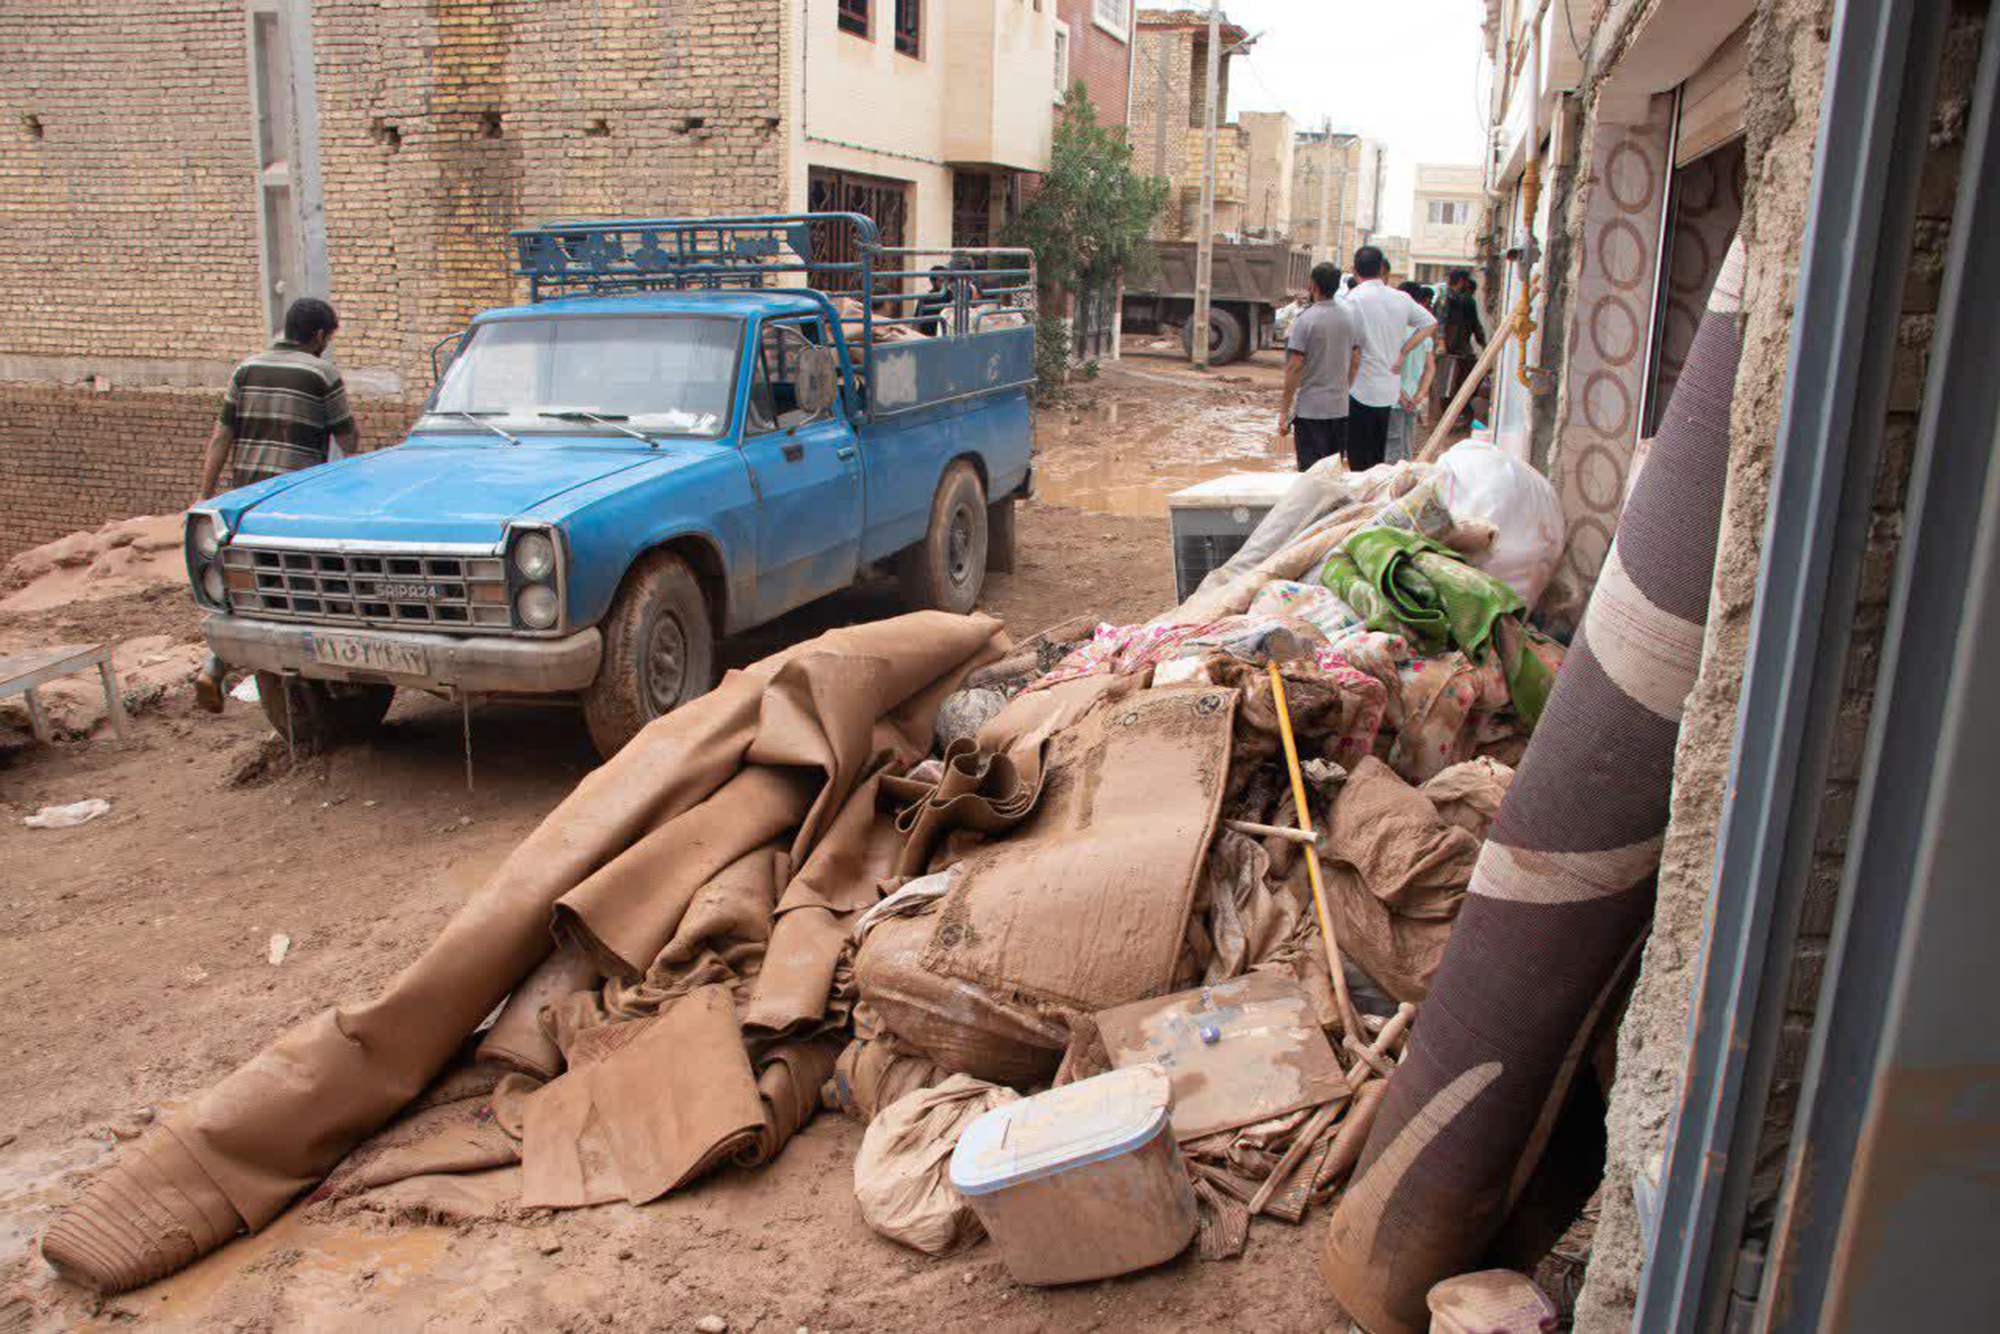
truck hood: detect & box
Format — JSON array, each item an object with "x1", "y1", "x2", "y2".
[{"x1": 227, "y1": 438, "x2": 672, "y2": 546}]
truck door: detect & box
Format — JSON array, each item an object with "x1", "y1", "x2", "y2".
[{"x1": 739, "y1": 316, "x2": 863, "y2": 622}]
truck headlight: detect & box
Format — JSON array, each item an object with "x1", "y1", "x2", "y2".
[
  {"x1": 191, "y1": 514, "x2": 221, "y2": 559},
  {"x1": 516, "y1": 585, "x2": 559, "y2": 629},
  {"x1": 513, "y1": 532, "x2": 556, "y2": 580},
  {"x1": 201, "y1": 564, "x2": 226, "y2": 604}
]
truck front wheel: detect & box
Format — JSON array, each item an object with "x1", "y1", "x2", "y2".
[
  {"x1": 898, "y1": 461, "x2": 988, "y2": 615},
  {"x1": 254, "y1": 673, "x2": 394, "y2": 750},
  {"x1": 583, "y1": 551, "x2": 716, "y2": 759}
]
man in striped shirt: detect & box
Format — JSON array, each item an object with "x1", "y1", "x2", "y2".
[
  {"x1": 196, "y1": 297, "x2": 362, "y2": 499},
  {"x1": 193, "y1": 298, "x2": 362, "y2": 712}
]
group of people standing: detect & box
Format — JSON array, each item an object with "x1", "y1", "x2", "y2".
[{"x1": 1279, "y1": 251, "x2": 1486, "y2": 473}]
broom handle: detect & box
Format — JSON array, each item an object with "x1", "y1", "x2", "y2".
[
  {"x1": 1266, "y1": 661, "x2": 1364, "y2": 1043},
  {"x1": 1417, "y1": 274, "x2": 1539, "y2": 464}
]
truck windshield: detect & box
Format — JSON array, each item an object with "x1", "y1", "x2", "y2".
[{"x1": 426, "y1": 315, "x2": 740, "y2": 438}]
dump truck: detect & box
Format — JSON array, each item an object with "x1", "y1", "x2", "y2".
[
  {"x1": 185, "y1": 213, "x2": 1035, "y2": 757},
  {"x1": 1120, "y1": 238, "x2": 1314, "y2": 365}
]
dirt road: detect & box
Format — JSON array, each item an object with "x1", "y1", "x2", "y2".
[{"x1": 0, "y1": 362, "x2": 1341, "y2": 1332}]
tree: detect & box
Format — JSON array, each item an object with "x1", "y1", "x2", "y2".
[{"x1": 1006, "y1": 85, "x2": 1168, "y2": 391}]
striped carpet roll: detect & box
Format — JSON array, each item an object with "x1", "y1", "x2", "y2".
[{"x1": 1322, "y1": 234, "x2": 1747, "y2": 1334}]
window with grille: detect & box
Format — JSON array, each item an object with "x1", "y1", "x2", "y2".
[
  {"x1": 838, "y1": 0, "x2": 868, "y2": 38},
  {"x1": 894, "y1": 0, "x2": 919, "y2": 56},
  {"x1": 1427, "y1": 200, "x2": 1468, "y2": 225},
  {"x1": 1053, "y1": 24, "x2": 1069, "y2": 102},
  {"x1": 1093, "y1": 0, "x2": 1128, "y2": 39}
]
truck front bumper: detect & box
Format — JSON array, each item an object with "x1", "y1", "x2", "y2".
[{"x1": 205, "y1": 615, "x2": 603, "y2": 695}]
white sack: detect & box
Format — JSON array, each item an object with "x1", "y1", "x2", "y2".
[{"x1": 1435, "y1": 441, "x2": 1566, "y2": 608}]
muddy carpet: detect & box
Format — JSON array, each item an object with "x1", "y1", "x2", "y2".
[
  {"x1": 41, "y1": 612, "x2": 1006, "y2": 1293},
  {"x1": 1321, "y1": 236, "x2": 1748, "y2": 1334}
]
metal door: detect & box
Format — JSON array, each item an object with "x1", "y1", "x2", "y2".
[{"x1": 737, "y1": 318, "x2": 862, "y2": 621}]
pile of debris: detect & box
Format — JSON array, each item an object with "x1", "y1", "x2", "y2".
[
  {"x1": 40, "y1": 448, "x2": 1573, "y2": 1326},
  {"x1": 0, "y1": 514, "x2": 185, "y2": 615}
]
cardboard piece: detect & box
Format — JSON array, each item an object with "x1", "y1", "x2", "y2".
[{"x1": 1095, "y1": 972, "x2": 1345, "y2": 1142}]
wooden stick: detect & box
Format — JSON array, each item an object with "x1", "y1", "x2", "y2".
[
  {"x1": 1221, "y1": 817, "x2": 1321, "y2": 848},
  {"x1": 1313, "y1": 1079, "x2": 1390, "y2": 1191},
  {"x1": 1191, "y1": 1160, "x2": 1259, "y2": 1204},
  {"x1": 1246, "y1": 1097, "x2": 1346, "y2": 1217},
  {"x1": 1343, "y1": 1003, "x2": 1417, "y2": 1092},
  {"x1": 1417, "y1": 274, "x2": 1540, "y2": 464},
  {"x1": 1265, "y1": 662, "x2": 1365, "y2": 1044}
]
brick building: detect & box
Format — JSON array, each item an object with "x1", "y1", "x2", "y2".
[
  {"x1": 1054, "y1": 0, "x2": 1136, "y2": 128},
  {"x1": 1129, "y1": 7, "x2": 1257, "y2": 240},
  {"x1": 0, "y1": 0, "x2": 1062, "y2": 557}
]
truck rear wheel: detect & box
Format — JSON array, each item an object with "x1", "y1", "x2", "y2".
[
  {"x1": 1181, "y1": 306, "x2": 1247, "y2": 365},
  {"x1": 898, "y1": 461, "x2": 988, "y2": 615},
  {"x1": 583, "y1": 551, "x2": 716, "y2": 759},
  {"x1": 254, "y1": 673, "x2": 394, "y2": 751}
]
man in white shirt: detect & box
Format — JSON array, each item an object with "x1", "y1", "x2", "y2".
[{"x1": 1340, "y1": 245, "x2": 1437, "y2": 470}]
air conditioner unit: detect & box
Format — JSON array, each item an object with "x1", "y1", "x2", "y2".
[{"x1": 1166, "y1": 471, "x2": 1301, "y2": 603}]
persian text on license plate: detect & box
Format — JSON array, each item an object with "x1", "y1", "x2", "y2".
[{"x1": 307, "y1": 632, "x2": 430, "y2": 678}]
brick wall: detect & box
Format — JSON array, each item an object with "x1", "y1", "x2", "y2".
[
  {"x1": 0, "y1": 2, "x2": 266, "y2": 365},
  {"x1": 311, "y1": 0, "x2": 786, "y2": 386},
  {"x1": 1058, "y1": 0, "x2": 1133, "y2": 126},
  {"x1": 0, "y1": 384, "x2": 420, "y2": 561},
  {"x1": 1, "y1": 0, "x2": 786, "y2": 550}
]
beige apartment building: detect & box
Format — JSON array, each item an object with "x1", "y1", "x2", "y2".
[
  {"x1": 1289, "y1": 131, "x2": 1386, "y2": 264},
  {"x1": 1409, "y1": 162, "x2": 1483, "y2": 283},
  {"x1": 0, "y1": 0, "x2": 1068, "y2": 557}
]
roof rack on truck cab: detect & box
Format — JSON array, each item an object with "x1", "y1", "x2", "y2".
[{"x1": 511, "y1": 213, "x2": 1037, "y2": 421}]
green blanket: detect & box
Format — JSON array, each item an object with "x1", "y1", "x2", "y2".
[{"x1": 1320, "y1": 526, "x2": 1555, "y2": 726}]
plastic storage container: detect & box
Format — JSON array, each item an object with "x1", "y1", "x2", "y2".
[{"x1": 948, "y1": 1065, "x2": 1197, "y2": 1285}]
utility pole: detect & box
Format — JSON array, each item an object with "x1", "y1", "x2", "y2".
[
  {"x1": 1192, "y1": 0, "x2": 1222, "y2": 370},
  {"x1": 1318, "y1": 117, "x2": 1335, "y2": 265},
  {"x1": 1151, "y1": 27, "x2": 1170, "y2": 183}
]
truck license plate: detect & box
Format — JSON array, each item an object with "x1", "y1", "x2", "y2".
[{"x1": 308, "y1": 632, "x2": 430, "y2": 677}]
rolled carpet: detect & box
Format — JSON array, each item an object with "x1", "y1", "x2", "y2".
[{"x1": 1321, "y1": 235, "x2": 1747, "y2": 1334}]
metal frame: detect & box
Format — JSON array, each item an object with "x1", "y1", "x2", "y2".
[
  {"x1": 510, "y1": 214, "x2": 1035, "y2": 421},
  {"x1": 1759, "y1": 8, "x2": 2000, "y2": 1326},
  {"x1": 1634, "y1": 1, "x2": 1950, "y2": 1328}
]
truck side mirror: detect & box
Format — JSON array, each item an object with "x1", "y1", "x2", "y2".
[{"x1": 796, "y1": 345, "x2": 838, "y2": 416}]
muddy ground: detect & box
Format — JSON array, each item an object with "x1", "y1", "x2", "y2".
[{"x1": 0, "y1": 359, "x2": 1350, "y2": 1332}]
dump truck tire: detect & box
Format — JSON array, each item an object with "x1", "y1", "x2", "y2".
[
  {"x1": 1180, "y1": 305, "x2": 1247, "y2": 365},
  {"x1": 254, "y1": 672, "x2": 394, "y2": 750},
  {"x1": 583, "y1": 551, "x2": 715, "y2": 759},
  {"x1": 899, "y1": 462, "x2": 988, "y2": 615}
]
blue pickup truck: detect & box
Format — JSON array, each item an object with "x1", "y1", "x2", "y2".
[{"x1": 185, "y1": 214, "x2": 1035, "y2": 755}]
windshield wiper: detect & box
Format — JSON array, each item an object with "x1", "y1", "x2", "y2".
[
  {"x1": 440, "y1": 410, "x2": 522, "y2": 445},
  {"x1": 540, "y1": 410, "x2": 665, "y2": 448}
]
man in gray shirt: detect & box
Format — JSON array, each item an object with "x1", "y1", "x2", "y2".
[{"x1": 1279, "y1": 262, "x2": 1361, "y2": 470}]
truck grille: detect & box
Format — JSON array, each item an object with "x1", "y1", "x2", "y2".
[{"x1": 220, "y1": 545, "x2": 513, "y2": 632}]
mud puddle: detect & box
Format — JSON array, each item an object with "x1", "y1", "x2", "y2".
[{"x1": 1034, "y1": 392, "x2": 1294, "y2": 517}]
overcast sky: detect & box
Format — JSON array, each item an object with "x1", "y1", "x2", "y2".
[{"x1": 1198, "y1": 0, "x2": 1492, "y2": 235}]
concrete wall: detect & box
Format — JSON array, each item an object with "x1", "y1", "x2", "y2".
[
  {"x1": 1288, "y1": 134, "x2": 1378, "y2": 262},
  {"x1": 1240, "y1": 111, "x2": 1296, "y2": 238},
  {"x1": 1571, "y1": 0, "x2": 1987, "y2": 1327}
]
